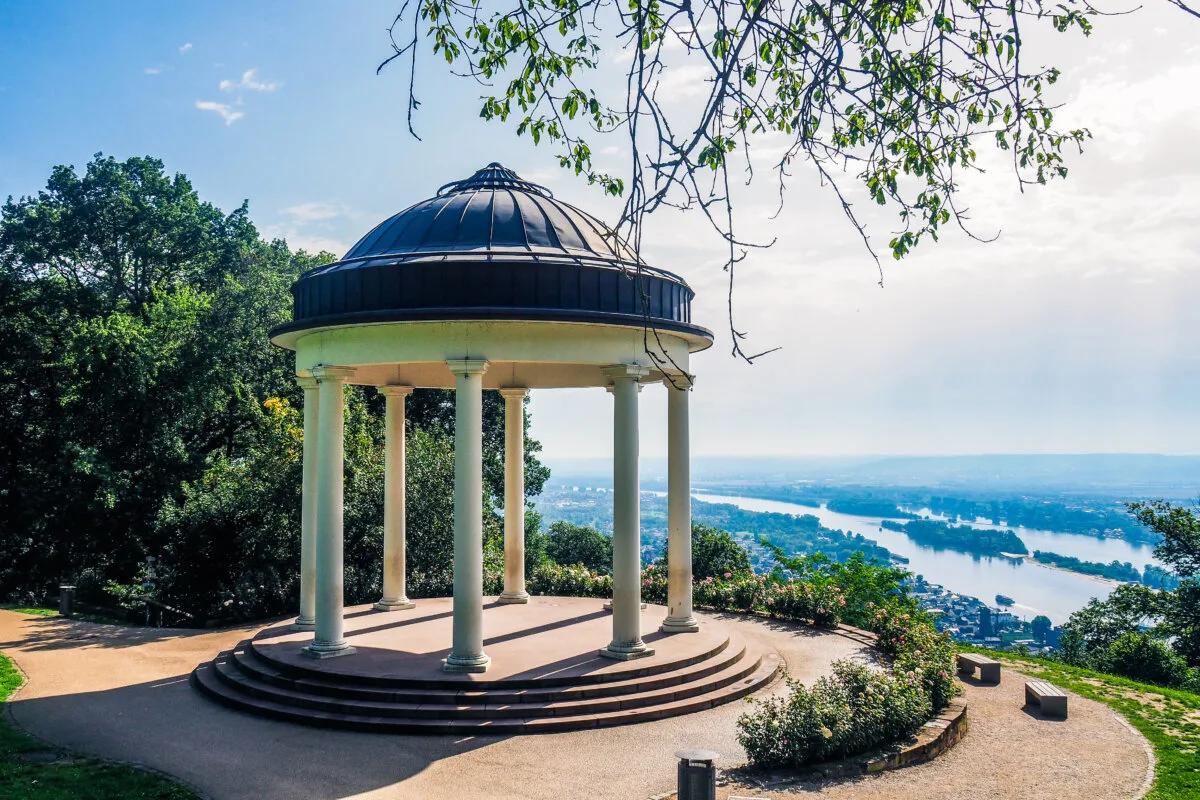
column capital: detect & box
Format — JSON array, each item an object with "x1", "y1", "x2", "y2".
[
  {"x1": 446, "y1": 358, "x2": 489, "y2": 376},
  {"x1": 311, "y1": 365, "x2": 356, "y2": 383},
  {"x1": 602, "y1": 364, "x2": 651, "y2": 382},
  {"x1": 377, "y1": 384, "x2": 414, "y2": 398},
  {"x1": 297, "y1": 375, "x2": 318, "y2": 391},
  {"x1": 498, "y1": 387, "x2": 529, "y2": 399}
]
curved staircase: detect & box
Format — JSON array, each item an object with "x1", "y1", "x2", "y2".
[{"x1": 192, "y1": 608, "x2": 781, "y2": 733}]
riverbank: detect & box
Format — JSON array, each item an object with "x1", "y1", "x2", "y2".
[{"x1": 1024, "y1": 556, "x2": 1124, "y2": 587}]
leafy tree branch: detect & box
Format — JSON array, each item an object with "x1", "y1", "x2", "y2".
[{"x1": 381, "y1": 0, "x2": 1103, "y2": 360}]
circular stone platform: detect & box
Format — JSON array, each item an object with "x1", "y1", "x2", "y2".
[{"x1": 191, "y1": 597, "x2": 782, "y2": 733}]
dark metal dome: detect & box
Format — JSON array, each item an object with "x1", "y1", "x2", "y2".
[{"x1": 271, "y1": 163, "x2": 710, "y2": 341}]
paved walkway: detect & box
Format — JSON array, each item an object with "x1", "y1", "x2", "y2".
[{"x1": 0, "y1": 609, "x2": 1151, "y2": 800}]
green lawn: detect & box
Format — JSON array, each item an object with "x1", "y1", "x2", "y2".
[
  {"x1": 0, "y1": 607, "x2": 57, "y2": 618},
  {"x1": 0, "y1": 605, "x2": 128, "y2": 626},
  {"x1": 965, "y1": 646, "x2": 1200, "y2": 800},
  {"x1": 0, "y1": 652, "x2": 195, "y2": 799}
]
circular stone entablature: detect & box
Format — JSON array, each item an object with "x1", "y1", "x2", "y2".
[{"x1": 269, "y1": 163, "x2": 713, "y2": 389}]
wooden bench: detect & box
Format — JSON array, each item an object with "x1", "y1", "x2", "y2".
[
  {"x1": 1025, "y1": 680, "x2": 1068, "y2": 718},
  {"x1": 956, "y1": 652, "x2": 1001, "y2": 683}
]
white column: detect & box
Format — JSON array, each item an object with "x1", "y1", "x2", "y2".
[
  {"x1": 600, "y1": 364, "x2": 654, "y2": 661},
  {"x1": 293, "y1": 375, "x2": 319, "y2": 631},
  {"x1": 375, "y1": 385, "x2": 415, "y2": 611},
  {"x1": 661, "y1": 377, "x2": 700, "y2": 633},
  {"x1": 444, "y1": 358, "x2": 491, "y2": 673},
  {"x1": 498, "y1": 387, "x2": 530, "y2": 604},
  {"x1": 304, "y1": 365, "x2": 357, "y2": 659}
]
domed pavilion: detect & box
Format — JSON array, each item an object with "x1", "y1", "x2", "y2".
[{"x1": 192, "y1": 164, "x2": 781, "y2": 731}]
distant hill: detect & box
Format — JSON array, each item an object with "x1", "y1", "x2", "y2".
[{"x1": 546, "y1": 453, "x2": 1200, "y2": 497}]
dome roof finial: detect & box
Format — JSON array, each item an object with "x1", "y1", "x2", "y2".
[{"x1": 436, "y1": 162, "x2": 554, "y2": 198}]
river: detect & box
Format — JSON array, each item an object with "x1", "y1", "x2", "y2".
[{"x1": 690, "y1": 492, "x2": 1163, "y2": 625}]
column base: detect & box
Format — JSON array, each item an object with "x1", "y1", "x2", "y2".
[
  {"x1": 603, "y1": 600, "x2": 647, "y2": 611},
  {"x1": 291, "y1": 616, "x2": 316, "y2": 632},
  {"x1": 373, "y1": 598, "x2": 416, "y2": 611},
  {"x1": 496, "y1": 591, "x2": 530, "y2": 605},
  {"x1": 660, "y1": 616, "x2": 700, "y2": 634},
  {"x1": 599, "y1": 642, "x2": 656, "y2": 661},
  {"x1": 301, "y1": 642, "x2": 357, "y2": 660},
  {"x1": 443, "y1": 652, "x2": 491, "y2": 673}
]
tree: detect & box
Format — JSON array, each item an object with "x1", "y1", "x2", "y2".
[
  {"x1": 763, "y1": 545, "x2": 915, "y2": 628},
  {"x1": 1031, "y1": 614, "x2": 1052, "y2": 643},
  {"x1": 0, "y1": 154, "x2": 291, "y2": 601},
  {"x1": 1129, "y1": 500, "x2": 1200, "y2": 579},
  {"x1": 1096, "y1": 631, "x2": 1191, "y2": 688},
  {"x1": 381, "y1": 0, "x2": 1098, "y2": 359},
  {"x1": 546, "y1": 521, "x2": 613, "y2": 573},
  {"x1": 1128, "y1": 500, "x2": 1200, "y2": 666},
  {"x1": 0, "y1": 153, "x2": 552, "y2": 620},
  {"x1": 688, "y1": 523, "x2": 752, "y2": 579}
]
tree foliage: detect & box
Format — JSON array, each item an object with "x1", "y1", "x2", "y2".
[
  {"x1": 1058, "y1": 499, "x2": 1200, "y2": 689},
  {"x1": 0, "y1": 153, "x2": 550, "y2": 622},
  {"x1": 382, "y1": 0, "x2": 1098, "y2": 358},
  {"x1": 669, "y1": 522, "x2": 752, "y2": 579},
  {"x1": 545, "y1": 520, "x2": 614, "y2": 572}
]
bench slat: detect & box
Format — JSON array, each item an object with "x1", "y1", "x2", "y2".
[
  {"x1": 1027, "y1": 681, "x2": 1066, "y2": 698},
  {"x1": 958, "y1": 653, "x2": 999, "y2": 666}
]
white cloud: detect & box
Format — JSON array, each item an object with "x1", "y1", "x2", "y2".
[
  {"x1": 195, "y1": 100, "x2": 244, "y2": 126},
  {"x1": 179, "y1": 42, "x2": 193, "y2": 54},
  {"x1": 264, "y1": 202, "x2": 355, "y2": 255},
  {"x1": 281, "y1": 202, "x2": 345, "y2": 223},
  {"x1": 144, "y1": 66, "x2": 162, "y2": 75},
  {"x1": 219, "y1": 68, "x2": 280, "y2": 93}
]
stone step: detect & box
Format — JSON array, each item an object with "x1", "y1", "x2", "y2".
[
  {"x1": 230, "y1": 636, "x2": 750, "y2": 705},
  {"x1": 211, "y1": 645, "x2": 764, "y2": 719},
  {"x1": 247, "y1": 630, "x2": 732, "y2": 690},
  {"x1": 191, "y1": 652, "x2": 782, "y2": 734}
]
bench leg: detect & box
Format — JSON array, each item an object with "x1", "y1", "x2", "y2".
[
  {"x1": 1042, "y1": 696, "x2": 1068, "y2": 719},
  {"x1": 981, "y1": 664, "x2": 1001, "y2": 684}
]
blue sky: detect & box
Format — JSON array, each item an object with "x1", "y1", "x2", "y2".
[{"x1": 3, "y1": 1, "x2": 1199, "y2": 459}]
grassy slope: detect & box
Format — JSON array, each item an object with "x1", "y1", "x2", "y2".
[
  {"x1": 0, "y1": 631, "x2": 195, "y2": 799},
  {"x1": 964, "y1": 646, "x2": 1199, "y2": 800},
  {"x1": 0, "y1": 607, "x2": 56, "y2": 618}
]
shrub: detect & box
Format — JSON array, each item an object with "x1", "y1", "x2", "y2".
[
  {"x1": 527, "y1": 562, "x2": 612, "y2": 598},
  {"x1": 763, "y1": 580, "x2": 845, "y2": 627},
  {"x1": 545, "y1": 521, "x2": 613, "y2": 574},
  {"x1": 690, "y1": 523, "x2": 753, "y2": 579},
  {"x1": 1097, "y1": 631, "x2": 1192, "y2": 688},
  {"x1": 737, "y1": 593, "x2": 957, "y2": 769},
  {"x1": 737, "y1": 661, "x2": 931, "y2": 768}
]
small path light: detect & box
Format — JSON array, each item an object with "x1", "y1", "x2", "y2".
[
  {"x1": 675, "y1": 749, "x2": 718, "y2": 800},
  {"x1": 58, "y1": 585, "x2": 75, "y2": 618}
]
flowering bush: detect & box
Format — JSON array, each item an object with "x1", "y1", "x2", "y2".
[
  {"x1": 526, "y1": 562, "x2": 613, "y2": 598},
  {"x1": 763, "y1": 580, "x2": 845, "y2": 627},
  {"x1": 640, "y1": 563, "x2": 668, "y2": 604},
  {"x1": 737, "y1": 661, "x2": 932, "y2": 768},
  {"x1": 737, "y1": 599, "x2": 958, "y2": 768},
  {"x1": 870, "y1": 603, "x2": 958, "y2": 710}
]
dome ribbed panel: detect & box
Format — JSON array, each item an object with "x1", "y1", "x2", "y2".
[
  {"x1": 511, "y1": 191, "x2": 555, "y2": 251},
  {"x1": 490, "y1": 191, "x2": 527, "y2": 249},
  {"x1": 340, "y1": 163, "x2": 642, "y2": 265},
  {"x1": 273, "y1": 162, "x2": 710, "y2": 344}
]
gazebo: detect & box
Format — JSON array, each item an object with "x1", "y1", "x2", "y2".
[
  {"x1": 192, "y1": 165, "x2": 781, "y2": 732},
  {"x1": 269, "y1": 163, "x2": 713, "y2": 672}
]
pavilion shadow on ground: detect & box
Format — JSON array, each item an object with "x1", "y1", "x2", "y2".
[{"x1": 5, "y1": 669, "x2": 507, "y2": 800}]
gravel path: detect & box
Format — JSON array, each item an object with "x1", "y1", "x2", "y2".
[{"x1": 0, "y1": 609, "x2": 1151, "y2": 800}]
